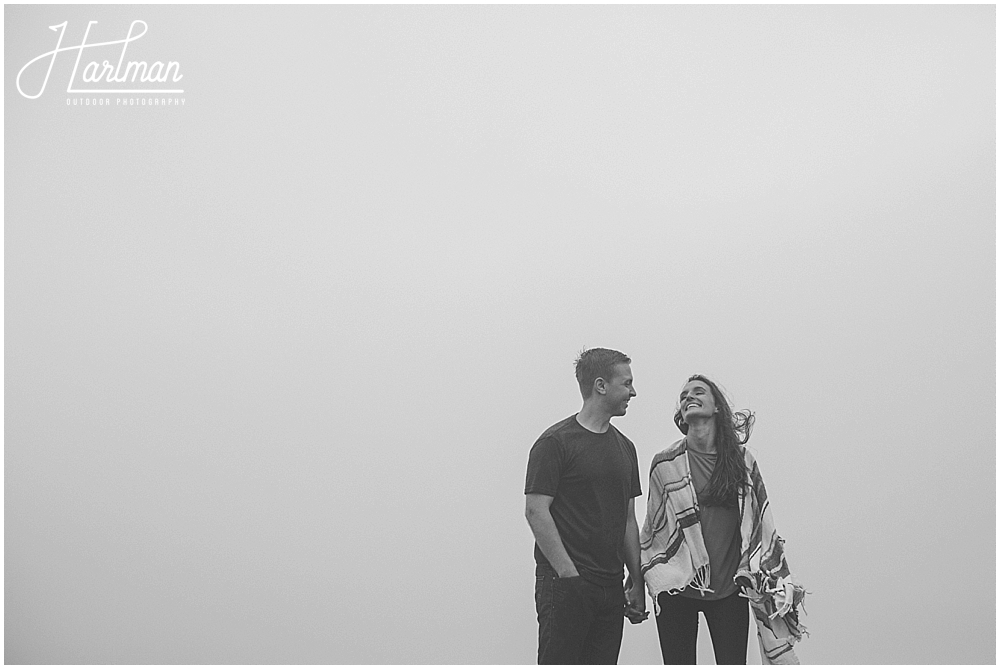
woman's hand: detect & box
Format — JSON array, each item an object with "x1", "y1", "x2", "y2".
[{"x1": 770, "y1": 581, "x2": 795, "y2": 619}]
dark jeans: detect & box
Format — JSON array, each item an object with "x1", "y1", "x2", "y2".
[
  {"x1": 655, "y1": 591, "x2": 749, "y2": 665},
  {"x1": 534, "y1": 565, "x2": 625, "y2": 665}
]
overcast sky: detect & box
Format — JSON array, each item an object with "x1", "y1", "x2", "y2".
[{"x1": 5, "y1": 4, "x2": 995, "y2": 664}]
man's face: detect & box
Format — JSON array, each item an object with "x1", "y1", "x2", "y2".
[{"x1": 604, "y1": 363, "x2": 636, "y2": 416}]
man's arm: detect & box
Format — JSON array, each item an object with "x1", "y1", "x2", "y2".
[
  {"x1": 524, "y1": 493, "x2": 579, "y2": 578},
  {"x1": 623, "y1": 498, "x2": 648, "y2": 623}
]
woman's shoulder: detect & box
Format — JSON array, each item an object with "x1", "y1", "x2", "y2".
[
  {"x1": 740, "y1": 445, "x2": 759, "y2": 467},
  {"x1": 650, "y1": 438, "x2": 687, "y2": 470},
  {"x1": 740, "y1": 447, "x2": 768, "y2": 486}
]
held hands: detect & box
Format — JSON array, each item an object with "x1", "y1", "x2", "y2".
[{"x1": 624, "y1": 578, "x2": 648, "y2": 624}]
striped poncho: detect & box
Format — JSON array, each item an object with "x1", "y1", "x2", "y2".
[{"x1": 639, "y1": 438, "x2": 807, "y2": 665}]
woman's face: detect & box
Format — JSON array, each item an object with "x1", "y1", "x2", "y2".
[{"x1": 679, "y1": 380, "x2": 717, "y2": 423}]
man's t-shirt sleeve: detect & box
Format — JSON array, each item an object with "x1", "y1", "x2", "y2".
[
  {"x1": 627, "y1": 439, "x2": 642, "y2": 498},
  {"x1": 524, "y1": 436, "x2": 562, "y2": 496}
]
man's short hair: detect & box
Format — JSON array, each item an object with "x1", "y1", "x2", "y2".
[{"x1": 574, "y1": 348, "x2": 631, "y2": 399}]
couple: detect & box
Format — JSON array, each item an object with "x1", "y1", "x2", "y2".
[{"x1": 524, "y1": 348, "x2": 807, "y2": 665}]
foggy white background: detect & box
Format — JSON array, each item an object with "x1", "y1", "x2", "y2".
[{"x1": 5, "y1": 5, "x2": 995, "y2": 664}]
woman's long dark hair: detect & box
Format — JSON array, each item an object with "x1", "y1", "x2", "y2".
[{"x1": 672, "y1": 374, "x2": 755, "y2": 508}]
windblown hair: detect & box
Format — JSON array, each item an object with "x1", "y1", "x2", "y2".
[
  {"x1": 574, "y1": 348, "x2": 631, "y2": 399},
  {"x1": 673, "y1": 374, "x2": 755, "y2": 509}
]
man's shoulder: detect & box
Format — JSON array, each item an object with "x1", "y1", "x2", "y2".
[
  {"x1": 650, "y1": 438, "x2": 687, "y2": 470},
  {"x1": 535, "y1": 415, "x2": 580, "y2": 443},
  {"x1": 608, "y1": 423, "x2": 636, "y2": 447}
]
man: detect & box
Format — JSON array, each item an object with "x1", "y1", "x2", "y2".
[{"x1": 524, "y1": 348, "x2": 648, "y2": 665}]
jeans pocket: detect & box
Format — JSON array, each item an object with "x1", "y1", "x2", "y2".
[
  {"x1": 552, "y1": 575, "x2": 586, "y2": 609},
  {"x1": 553, "y1": 575, "x2": 583, "y2": 592}
]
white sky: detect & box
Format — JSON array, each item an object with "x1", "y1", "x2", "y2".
[{"x1": 5, "y1": 4, "x2": 995, "y2": 664}]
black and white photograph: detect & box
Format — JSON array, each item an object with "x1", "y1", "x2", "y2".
[{"x1": 5, "y1": 4, "x2": 995, "y2": 665}]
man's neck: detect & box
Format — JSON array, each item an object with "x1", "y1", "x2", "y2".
[
  {"x1": 685, "y1": 421, "x2": 716, "y2": 453},
  {"x1": 576, "y1": 402, "x2": 612, "y2": 434}
]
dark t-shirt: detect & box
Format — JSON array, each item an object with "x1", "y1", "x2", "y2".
[
  {"x1": 680, "y1": 446, "x2": 742, "y2": 600},
  {"x1": 524, "y1": 415, "x2": 642, "y2": 586}
]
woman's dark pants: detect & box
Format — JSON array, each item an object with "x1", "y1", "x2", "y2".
[
  {"x1": 655, "y1": 591, "x2": 749, "y2": 665},
  {"x1": 534, "y1": 565, "x2": 625, "y2": 664}
]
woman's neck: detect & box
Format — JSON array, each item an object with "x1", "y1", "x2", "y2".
[{"x1": 685, "y1": 420, "x2": 716, "y2": 453}]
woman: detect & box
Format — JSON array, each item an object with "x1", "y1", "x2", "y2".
[{"x1": 637, "y1": 375, "x2": 806, "y2": 665}]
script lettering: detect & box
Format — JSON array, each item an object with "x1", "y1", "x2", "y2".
[{"x1": 16, "y1": 20, "x2": 183, "y2": 99}]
